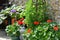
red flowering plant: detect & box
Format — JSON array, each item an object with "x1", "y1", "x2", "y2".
[
  {"x1": 23, "y1": 21, "x2": 60, "y2": 40},
  {"x1": 47, "y1": 19, "x2": 52, "y2": 23},
  {"x1": 22, "y1": 0, "x2": 60, "y2": 40},
  {"x1": 17, "y1": 17, "x2": 24, "y2": 26}
]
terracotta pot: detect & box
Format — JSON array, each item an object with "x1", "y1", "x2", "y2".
[{"x1": 11, "y1": 18, "x2": 16, "y2": 25}]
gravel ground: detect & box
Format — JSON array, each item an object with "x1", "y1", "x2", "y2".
[{"x1": 0, "y1": 30, "x2": 11, "y2": 40}]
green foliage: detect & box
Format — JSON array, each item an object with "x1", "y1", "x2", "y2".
[
  {"x1": 5, "y1": 22, "x2": 20, "y2": 37},
  {"x1": 0, "y1": 5, "x2": 24, "y2": 20},
  {"x1": 0, "y1": 14, "x2": 7, "y2": 24},
  {"x1": 23, "y1": 22, "x2": 60, "y2": 40},
  {"x1": 24, "y1": 0, "x2": 47, "y2": 28},
  {"x1": 20, "y1": 0, "x2": 33, "y2": 17},
  {"x1": 23, "y1": 0, "x2": 60, "y2": 40}
]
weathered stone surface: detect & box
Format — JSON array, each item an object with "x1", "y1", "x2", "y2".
[
  {"x1": 9, "y1": 0, "x2": 27, "y2": 6},
  {"x1": 46, "y1": 0, "x2": 60, "y2": 23}
]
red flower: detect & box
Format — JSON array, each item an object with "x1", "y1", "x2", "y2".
[
  {"x1": 53, "y1": 26, "x2": 59, "y2": 31},
  {"x1": 18, "y1": 21, "x2": 24, "y2": 25},
  {"x1": 34, "y1": 21, "x2": 39, "y2": 25},
  {"x1": 27, "y1": 28, "x2": 31, "y2": 33},
  {"x1": 47, "y1": 19, "x2": 52, "y2": 23},
  {"x1": 20, "y1": 18, "x2": 24, "y2": 21}
]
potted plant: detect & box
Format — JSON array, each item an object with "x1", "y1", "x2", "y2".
[{"x1": 5, "y1": 22, "x2": 20, "y2": 40}]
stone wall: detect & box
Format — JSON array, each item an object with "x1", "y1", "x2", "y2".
[
  {"x1": 46, "y1": 0, "x2": 60, "y2": 24},
  {"x1": 9, "y1": 0, "x2": 27, "y2": 6},
  {"x1": 9, "y1": 0, "x2": 60, "y2": 24}
]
